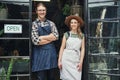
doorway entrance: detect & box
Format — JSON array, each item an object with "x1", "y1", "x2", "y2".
[{"x1": 32, "y1": 0, "x2": 85, "y2": 80}]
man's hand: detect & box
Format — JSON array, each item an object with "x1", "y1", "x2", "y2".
[{"x1": 39, "y1": 33, "x2": 56, "y2": 41}]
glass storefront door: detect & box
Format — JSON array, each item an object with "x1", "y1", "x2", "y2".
[
  {"x1": 1, "y1": 0, "x2": 120, "y2": 80},
  {"x1": 0, "y1": 0, "x2": 32, "y2": 80},
  {"x1": 87, "y1": 0, "x2": 120, "y2": 80}
]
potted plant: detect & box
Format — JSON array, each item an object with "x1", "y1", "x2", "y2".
[
  {"x1": 0, "y1": 3, "x2": 8, "y2": 19},
  {"x1": 6, "y1": 58, "x2": 15, "y2": 80},
  {"x1": 0, "y1": 49, "x2": 29, "y2": 80}
]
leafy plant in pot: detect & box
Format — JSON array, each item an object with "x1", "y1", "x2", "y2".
[{"x1": 0, "y1": 3, "x2": 8, "y2": 19}]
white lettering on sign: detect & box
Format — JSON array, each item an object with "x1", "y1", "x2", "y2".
[{"x1": 4, "y1": 24, "x2": 22, "y2": 33}]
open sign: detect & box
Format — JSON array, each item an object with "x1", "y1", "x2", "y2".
[{"x1": 4, "y1": 24, "x2": 22, "y2": 33}]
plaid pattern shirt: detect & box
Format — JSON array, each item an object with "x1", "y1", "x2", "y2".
[{"x1": 31, "y1": 18, "x2": 59, "y2": 45}]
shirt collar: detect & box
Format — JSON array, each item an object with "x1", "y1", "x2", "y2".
[{"x1": 36, "y1": 18, "x2": 47, "y2": 23}]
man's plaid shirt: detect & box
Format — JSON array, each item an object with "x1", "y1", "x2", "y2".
[{"x1": 31, "y1": 18, "x2": 59, "y2": 45}]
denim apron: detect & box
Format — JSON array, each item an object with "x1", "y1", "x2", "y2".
[{"x1": 32, "y1": 20, "x2": 57, "y2": 72}]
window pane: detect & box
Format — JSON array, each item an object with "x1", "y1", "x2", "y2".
[
  {"x1": 88, "y1": 39, "x2": 120, "y2": 80},
  {"x1": 88, "y1": 38, "x2": 120, "y2": 53},
  {"x1": 0, "y1": 22, "x2": 29, "y2": 37},
  {"x1": 88, "y1": 22, "x2": 119, "y2": 37},
  {"x1": 0, "y1": 40, "x2": 29, "y2": 56},
  {"x1": 0, "y1": 58, "x2": 30, "y2": 80},
  {"x1": 0, "y1": 2, "x2": 29, "y2": 19},
  {"x1": 89, "y1": 7, "x2": 117, "y2": 19}
]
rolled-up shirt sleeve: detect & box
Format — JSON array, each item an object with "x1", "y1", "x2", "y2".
[
  {"x1": 31, "y1": 22, "x2": 41, "y2": 45},
  {"x1": 50, "y1": 21, "x2": 59, "y2": 39}
]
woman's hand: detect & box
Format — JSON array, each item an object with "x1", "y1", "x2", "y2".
[
  {"x1": 58, "y1": 61, "x2": 62, "y2": 70},
  {"x1": 77, "y1": 63, "x2": 82, "y2": 72}
]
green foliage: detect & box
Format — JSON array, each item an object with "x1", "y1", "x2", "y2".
[
  {"x1": 0, "y1": 67, "x2": 6, "y2": 80},
  {"x1": 0, "y1": 29, "x2": 4, "y2": 36},
  {"x1": 62, "y1": 4, "x2": 71, "y2": 16},
  {"x1": 6, "y1": 58, "x2": 14, "y2": 80},
  {"x1": 0, "y1": 3, "x2": 6, "y2": 10},
  {"x1": 0, "y1": 3, "x2": 4, "y2": 9},
  {"x1": 0, "y1": 58, "x2": 29, "y2": 80}
]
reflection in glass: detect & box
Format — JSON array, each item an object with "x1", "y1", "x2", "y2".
[
  {"x1": 88, "y1": 1, "x2": 120, "y2": 80},
  {"x1": 89, "y1": 22, "x2": 118, "y2": 37},
  {"x1": 0, "y1": 40, "x2": 29, "y2": 56},
  {"x1": 0, "y1": 2, "x2": 29, "y2": 19},
  {"x1": 88, "y1": 38, "x2": 120, "y2": 80}
]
